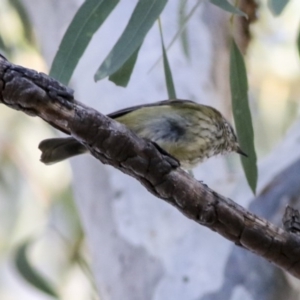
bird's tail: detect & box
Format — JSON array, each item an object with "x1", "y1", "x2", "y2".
[{"x1": 38, "y1": 137, "x2": 87, "y2": 165}]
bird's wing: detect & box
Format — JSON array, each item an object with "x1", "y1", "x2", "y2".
[{"x1": 107, "y1": 99, "x2": 196, "y2": 119}]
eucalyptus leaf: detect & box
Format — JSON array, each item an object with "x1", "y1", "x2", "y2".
[
  {"x1": 267, "y1": 0, "x2": 290, "y2": 16},
  {"x1": 109, "y1": 45, "x2": 141, "y2": 87},
  {"x1": 50, "y1": 0, "x2": 119, "y2": 84},
  {"x1": 210, "y1": 0, "x2": 247, "y2": 18},
  {"x1": 178, "y1": 0, "x2": 190, "y2": 58},
  {"x1": 148, "y1": 0, "x2": 201, "y2": 73},
  {"x1": 10, "y1": 0, "x2": 35, "y2": 44},
  {"x1": 15, "y1": 240, "x2": 59, "y2": 298},
  {"x1": 159, "y1": 20, "x2": 176, "y2": 99},
  {"x1": 0, "y1": 34, "x2": 8, "y2": 53},
  {"x1": 95, "y1": 0, "x2": 168, "y2": 82},
  {"x1": 230, "y1": 40, "x2": 257, "y2": 193}
]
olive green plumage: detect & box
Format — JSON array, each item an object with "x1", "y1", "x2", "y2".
[{"x1": 38, "y1": 99, "x2": 246, "y2": 169}]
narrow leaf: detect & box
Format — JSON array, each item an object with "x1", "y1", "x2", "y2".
[
  {"x1": 158, "y1": 20, "x2": 176, "y2": 99},
  {"x1": 15, "y1": 240, "x2": 58, "y2": 298},
  {"x1": 148, "y1": 0, "x2": 201, "y2": 73},
  {"x1": 178, "y1": 0, "x2": 190, "y2": 58},
  {"x1": 10, "y1": 0, "x2": 35, "y2": 45},
  {"x1": 0, "y1": 34, "x2": 8, "y2": 53},
  {"x1": 267, "y1": 0, "x2": 289, "y2": 16},
  {"x1": 230, "y1": 40, "x2": 257, "y2": 193},
  {"x1": 108, "y1": 45, "x2": 141, "y2": 87},
  {"x1": 50, "y1": 0, "x2": 119, "y2": 85},
  {"x1": 95, "y1": 0, "x2": 168, "y2": 82},
  {"x1": 210, "y1": 0, "x2": 247, "y2": 18}
]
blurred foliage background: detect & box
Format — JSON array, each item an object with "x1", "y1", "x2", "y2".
[
  {"x1": 0, "y1": 0, "x2": 300, "y2": 299},
  {"x1": 0, "y1": 1, "x2": 94, "y2": 299}
]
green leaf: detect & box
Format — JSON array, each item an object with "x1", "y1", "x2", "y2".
[
  {"x1": 210, "y1": 0, "x2": 247, "y2": 18},
  {"x1": 148, "y1": 0, "x2": 200, "y2": 73},
  {"x1": 230, "y1": 40, "x2": 257, "y2": 193},
  {"x1": 50, "y1": 0, "x2": 119, "y2": 85},
  {"x1": 178, "y1": 0, "x2": 190, "y2": 58},
  {"x1": 158, "y1": 20, "x2": 176, "y2": 99},
  {"x1": 15, "y1": 240, "x2": 59, "y2": 298},
  {"x1": 10, "y1": 0, "x2": 36, "y2": 45},
  {"x1": 267, "y1": 0, "x2": 290, "y2": 16},
  {"x1": 95, "y1": 0, "x2": 168, "y2": 82},
  {"x1": 108, "y1": 45, "x2": 141, "y2": 87},
  {"x1": 0, "y1": 34, "x2": 8, "y2": 53}
]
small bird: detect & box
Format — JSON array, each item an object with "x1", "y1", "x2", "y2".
[{"x1": 38, "y1": 99, "x2": 247, "y2": 170}]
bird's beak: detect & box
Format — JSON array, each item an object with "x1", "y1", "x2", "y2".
[{"x1": 236, "y1": 146, "x2": 248, "y2": 157}]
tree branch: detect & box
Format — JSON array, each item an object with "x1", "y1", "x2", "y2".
[{"x1": 1, "y1": 56, "x2": 300, "y2": 278}]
